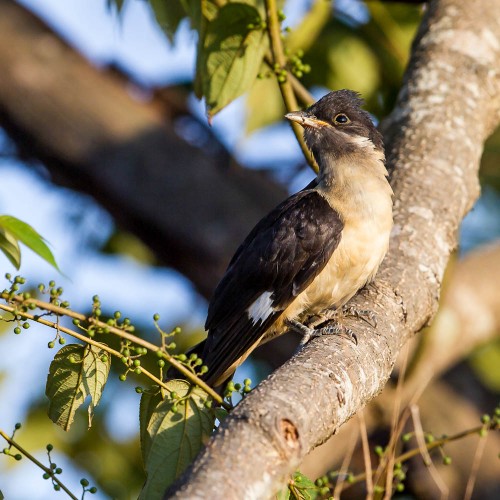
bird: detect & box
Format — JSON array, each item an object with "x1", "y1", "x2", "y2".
[{"x1": 193, "y1": 89, "x2": 393, "y2": 388}]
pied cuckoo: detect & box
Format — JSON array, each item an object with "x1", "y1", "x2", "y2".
[{"x1": 194, "y1": 90, "x2": 393, "y2": 388}]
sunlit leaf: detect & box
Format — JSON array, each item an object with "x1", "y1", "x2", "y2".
[
  {"x1": 246, "y1": 70, "x2": 285, "y2": 133},
  {"x1": 149, "y1": 0, "x2": 187, "y2": 41},
  {"x1": 107, "y1": 0, "x2": 126, "y2": 13},
  {"x1": 288, "y1": 471, "x2": 319, "y2": 500},
  {"x1": 0, "y1": 215, "x2": 59, "y2": 271},
  {"x1": 198, "y1": 3, "x2": 269, "y2": 116},
  {"x1": 0, "y1": 228, "x2": 20, "y2": 269},
  {"x1": 139, "y1": 380, "x2": 214, "y2": 497},
  {"x1": 45, "y1": 344, "x2": 111, "y2": 431},
  {"x1": 139, "y1": 385, "x2": 163, "y2": 465}
]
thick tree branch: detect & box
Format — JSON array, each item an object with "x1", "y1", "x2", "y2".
[
  {"x1": 166, "y1": 0, "x2": 500, "y2": 496},
  {"x1": 0, "y1": 0, "x2": 286, "y2": 298}
]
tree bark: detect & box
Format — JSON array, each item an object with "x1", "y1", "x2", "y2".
[
  {"x1": 0, "y1": 0, "x2": 286, "y2": 298},
  {"x1": 166, "y1": 0, "x2": 500, "y2": 497}
]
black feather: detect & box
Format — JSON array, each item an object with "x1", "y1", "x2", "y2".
[{"x1": 202, "y1": 189, "x2": 343, "y2": 386}]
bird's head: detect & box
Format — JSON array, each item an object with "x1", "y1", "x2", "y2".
[{"x1": 285, "y1": 90, "x2": 383, "y2": 169}]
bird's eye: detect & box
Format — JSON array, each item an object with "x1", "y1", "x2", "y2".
[{"x1": 334, "y1": 113, "x2": 350, "y2": 125}]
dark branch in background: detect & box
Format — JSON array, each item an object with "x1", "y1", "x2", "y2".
[
  {"x1": 166, "y1": 0, "x2": 500, "y2": 496},
  {"x1": 0, "y1": 0, "x2": 287, "y2": 299}
]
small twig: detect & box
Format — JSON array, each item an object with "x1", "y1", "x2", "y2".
[
  {"x1": 341, "y1": 420, "x2": 497, "y2": 492},
  {"x1": 359, "y1": 411, "x2": 374, "y2": 498},
  {"x1": 382, "y1": 344, "x2": 409, "y2": 499},
  {"x1": 264, "y1": 0, "x2": 318, "y2": 172},
  {"x1": 0, "y1": 294, "x2": 230, "y2": 410},
  {"x1": 463, "y1": 429, "x2": 488, "y2": 500},
  {"x1": 333, "y1": 426, "x2": 359, "y2": 499},
  {"x1": 410, "y1": 404, "x2": 449, "y2": 499},
  {"x1": 0, "y1": 429, "x2": 78, "y2": 500}
]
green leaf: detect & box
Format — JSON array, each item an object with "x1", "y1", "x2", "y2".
[
  {"x1": 198, "y1": 2, "x2": 269, "y2": 116},
  {"x1": 0, "y1": 228, "x2": 21, "y2": 269},
  {"x1": 107, "y1": 0, "x2": 126, "y2": 13},
  {"x1": 45, "y1": 344, "x2": 111, "y2": 431},
  {"x1": 139, "y1": 380, "x2": 214, "y2": 498},
  {"x1": 149, "y1": 0, "x2": 187, "y2": 41},
  {"x1": 0, "y1": 216, "x2": 60, "y2": 271},
  {"x1": 287, "y1": 472, "x2": 319, "y2": 500},
  {"x1": 246, "y1": 69, "x2": 285, "y2": 133},
  {"x1": 139, "y1": 385, "x2": 163, "y2": 465}
]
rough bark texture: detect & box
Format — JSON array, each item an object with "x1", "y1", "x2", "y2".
[
  {"x1": 299, "y1": 243, "x2": 500, "y2": 484},
  {"x1": 0, "y1": 0, "x2": 286, "y2": 298},
  {"x1": 166, "y1": 0, "x2": 500, "y2": 497}
]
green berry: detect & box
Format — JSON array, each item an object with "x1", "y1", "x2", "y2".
[
  {"x1": 135, "y1": 387, "x2": 143, "y2": 394},
  {"x1": 133, "y1": 359, "x2": 141, "y2": 367},
  {"x1": 443, "y1": 456, "x2": 452, "y2": 465},
  {"x1": 51, "y1": 463, "x2": 57, "y2": 470},
  {"x1": 158, "y1": 360, "x2": 165, "y2": 368},
  {"x1": 59, "y1": 337, "x2": 66, "y2": 345},
  {"x1": 134, "y1": 367, "x2": 142, "y2": 375},
  {"x1": 174, "y1": 327, "x2": 181, "y2": 334},
  {"x1": 49, "y1": 281, "x2": 55, "y2": 288},
  {"x1": 80, "y1": 478, "x2": 89, "y2": 487},
  {"x1": 15, "y1": 422, "x2": 21, "y2": 430},
  {"x1": 56, "y1": 467, "x2": 62, "y2": 474},
  {"x1": 92, "y1": 295, "x2": 99, "y2": 303},
  {"x1": 48, "y1": 341, "x2": 55, "y2": 349},
  {"x1": 89, "y1": 487, "x2": 97, "y2": 494},
  {"x1": 43, "y1": 473, "x2": 50, "y2": 480},
  {"x1": 244, "y1": 378, "x2": 251, "y2": 386},
  {"x1": 153, "y1": 313, "x2": 160, "y2": 321},
  {"x1": 119, "y1": 374, "x2": 127, "y2": 381},
  {"x1": 177, "y1": 354, "x2": 187, "y2": 361},
  {"x1": 396, "y1": 483, "x2": 404, "y2": 492},
  {"x1": 14, "y1": 327, "x2": 21, "y2": 335},
  {"x1": 481, "y1": 414, "x2": 491, "y2": 424},
  {"x1": 46, "y1": 444, "x2": 53, "y2": 451},
  {"x1": 94, "y1": 308, "x2": 101, "y2": 317},
  {"x1": 22, "y1": 322, "x2": 29, "y2": 329},
  {"x1": 54, "y1": 485, "x2": 61, "y2": 491},
  {"x1": 73, "y1": 319, "x2": 80, "y2": 326},
  {"x1": 101, "y1": 355, "x2": 108, "y2": 363},
  {"x1": 14, "y1": 453, "x2": 22, "y2": 461},
  {"x1": 5, "y1": 273, "x2": 11, "y2": 280},
  {"x1": 38, "y1": 284, "x2": 45, "y2": 291}
]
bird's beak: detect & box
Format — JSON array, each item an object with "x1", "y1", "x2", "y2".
[{"x1": 285, "y1": 111, "x2": 329, "y2": 129}]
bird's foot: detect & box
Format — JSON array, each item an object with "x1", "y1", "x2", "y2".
[
  {"x1": 286, "y1": 318, "x2": 357, "y2": 350},
  {"x1": 342, "y1": 305, "x2": 377, "y2": 328}
]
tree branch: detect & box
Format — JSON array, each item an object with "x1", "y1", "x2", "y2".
[
  {"x1": 166, "y1": 0, "x2": 500, "y2": 496},
  {"x1": 0, "y1": 0, "x2": 286, "y2": 298}
]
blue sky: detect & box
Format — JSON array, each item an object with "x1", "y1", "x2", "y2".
[{"x1": 1, "y1": 1, "x2": 499, "y2": 498}]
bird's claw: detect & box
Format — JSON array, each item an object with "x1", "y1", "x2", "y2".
[
  {"x1": 342, "y1": 305, "x2": 377, "y2": 328},
  {"x1": 286, "y1": 318, "x2": 358, "y2": 349}
]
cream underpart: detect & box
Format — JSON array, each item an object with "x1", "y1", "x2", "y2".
[
  {"x1": 214, "y1": 138, "x2": 393, "y2": 385},
  {"x1": 264, "y1": 139, "x2": 393, "y2": 342}
]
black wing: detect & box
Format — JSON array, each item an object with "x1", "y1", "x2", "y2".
[{"x1": 202, "y1": 189, "x2": 343, "y2": 385}]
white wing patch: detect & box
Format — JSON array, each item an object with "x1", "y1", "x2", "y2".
[{"x1": 247, "y1": 291, "x2": 274, "y2": 324}]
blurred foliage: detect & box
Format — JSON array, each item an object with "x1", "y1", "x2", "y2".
[{"x1": 2, "y1": 1, "x2": 500, "y2": 498}]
